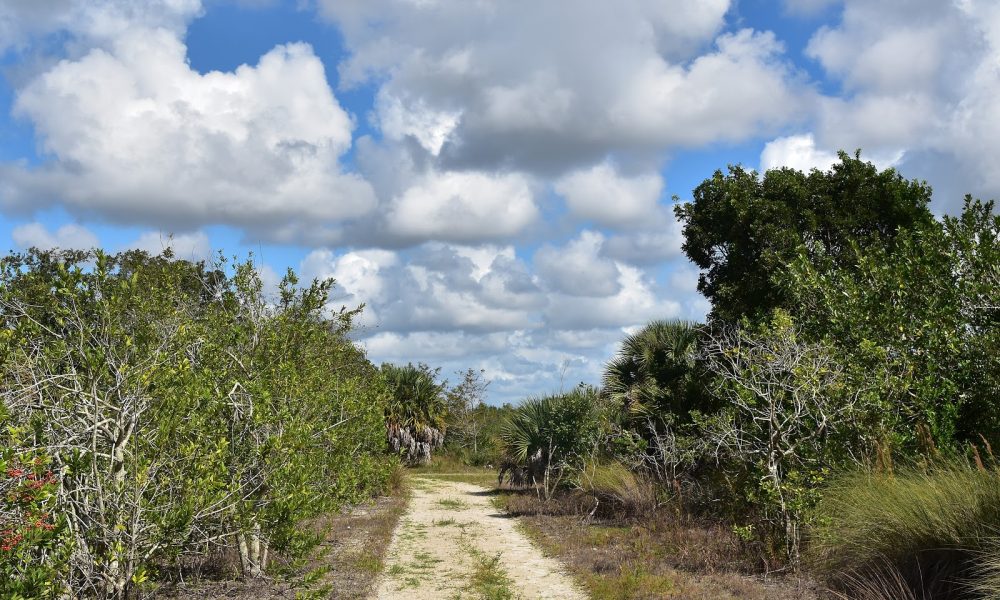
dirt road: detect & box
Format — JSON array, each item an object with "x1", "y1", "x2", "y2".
[{"x1": 375, "y1": 476, "x2": 587, "y2": 599}]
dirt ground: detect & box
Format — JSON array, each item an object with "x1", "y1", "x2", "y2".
[
  {"x1": 375, "y1": 475, "x2": 586, "y2": 599},
  {"x1": 508, "y1": 508, "x2": 823, "y2": 600},
  {"x1": 151, "y1": 492, "x2": 407, "y2": 599}
]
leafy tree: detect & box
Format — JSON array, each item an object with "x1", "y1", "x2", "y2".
[
  {"x1": 675, "y1": 152, "x2": 935, "y2": 322},
  {"x1": 0, "y1": 249, "x2": 218, "y2": 596},
  {"x1": 701, "y1": 312, "x2": 867, "y2": 561},
  {"x1": 788, "y1": 197, "x2": 1000, "y2": 450},
  {"x1": 444, "y1": 368, "x2": 495, "y2": 462},
  {"x1": 0, "y1": 249, "x2": 394, "y2": 595}
]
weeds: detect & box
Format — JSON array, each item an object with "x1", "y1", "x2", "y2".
[
  {"x1": 469, "y1": 552, "x2": 517, "y2": 600},
  {"x1": 438, "y1": 498, "x2": 470, "y2": 510}
]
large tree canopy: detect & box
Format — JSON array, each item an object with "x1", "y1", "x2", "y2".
[{"x1": 675, "y1": 152, "x2": 935, "y2": 322}]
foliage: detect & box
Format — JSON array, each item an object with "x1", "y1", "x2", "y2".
[
  {"x1": 0, "y1": 248, "x2": 393, "y2": 597},
  {"x1": 602, "y1": 319, "x2": 705, "y2": 421},
  {"x1": 700, "y1": 311, "x2": 867, "y2": 560},
  {"x1": 810, "y1": 461, "x2": 1000, "y2": 599},
  {"x1": 382, "y1": 362, "x2": 447, "y2": 464},
  {"x1": 0, "y1": 452, "x2": 67, "y2": 600},
  {"x1": 443, "y1": 368, "x2": 500, "y2": 464},
  {"x1": 573, "y1": 461, "x2": 657, "y2": 521},
  {"x1": 499, "y1": 386, "x2": 604, "y2": 498},
  {"x1": 788, "y1": 197, "x2": 1000, "y2": 450},
  {"x1": 675, "y1": 151, "x2": 935, "y2": 322}
]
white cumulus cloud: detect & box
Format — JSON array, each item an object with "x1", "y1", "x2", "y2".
[
  {"x1": 555, "y1": 162, "x2": 663, "y2": 228},
  {"x1": 4, "y1": 27, "x2": 375, "y2": 236},
  {"x1": 383, "y1": 170, "x2": 538, "y2": 243},
  {"x1": 11, "y1": 222, "x2": 99, "y2": 250}
]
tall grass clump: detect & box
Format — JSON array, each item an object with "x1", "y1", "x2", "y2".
[
  {"x1": 574, "y1": 461, "x2": 657, "y2": 521},
  {"x1": 810, "y1": 462, "x2": 1000, "y2": 599}
]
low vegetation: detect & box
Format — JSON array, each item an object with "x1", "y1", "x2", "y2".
[
  {"x1": 480, "y1": 153, "x2": 999, "y2": 598},
  {"x1": 2, "y1": 152, "x2": 997, "y2": 598},
  {"x1": 0, "y1": 250, "x2": 401, "y2": 597}
]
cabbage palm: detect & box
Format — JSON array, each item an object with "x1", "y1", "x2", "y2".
[
  {"x1": 602, "y1": 319, "x2": 700, "y2": 420},
  {"x1": 381, "y1": 362, "x2": 447, "y2": 463},
  {"x1": 499, "y1": 387, "x2": 603, "y2": 492}
]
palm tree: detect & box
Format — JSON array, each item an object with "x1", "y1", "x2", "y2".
[
  {"x1": 498, "y1": 387, "x2": 603, "y2": 495},
  {"x1": 602, "y1": 320, "x2": 700, "y2": 420},
  {"x1": 382, "y1": 363, "x2": 447, "y2": 464}
]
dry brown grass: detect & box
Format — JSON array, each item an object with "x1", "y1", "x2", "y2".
[{"x1": 494, "y1": 490, "x2": 821, "y2": 600}]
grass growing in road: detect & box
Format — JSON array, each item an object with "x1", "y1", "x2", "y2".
[
  {"x1": 469, "y1": 552, "x2": 518, "y2": 600},
  {"x1": 438, "y1": 497, "x2": 470, "y2": 510}
]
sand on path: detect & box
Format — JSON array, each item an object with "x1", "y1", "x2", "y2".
[{"x1": 374, "y1": 476, "x2": 587, "y2": 600}]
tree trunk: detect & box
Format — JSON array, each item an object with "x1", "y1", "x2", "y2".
[{"x1": 238, "y1": 522, "x2": 266, "y2": 578}]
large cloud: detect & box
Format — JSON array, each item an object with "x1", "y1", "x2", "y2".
[
  {"x1": 766, "y1": 0, "x2": 1000, "y2": 212},
  {"x1": 534, "y1": 231, "x2": 621, "y2": 298},
  {"x1": 302, "y1": 240, "x2": 702, "y2": 403},
  {"x1": 0, "y1": 0, "x2": 201, "y2": 53},
  {"x1": 319, "y1": 0, "x2": 807, "y2": 176},
  {"x1": 555, "y1": 163, "x2": 663, "y2": 228},
  {"x1": 3, "y1": 24, "x2": 375, "y2": 236},
  {"x1": 383, "y1": 170, "x2": 538, "y2": 243},
  {"x1": 11, "y1": 222, "x2": 99, "y2": 250}
]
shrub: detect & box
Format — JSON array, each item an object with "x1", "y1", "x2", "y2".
[
  {"x1": 498, "y1": 386, "x2": 604, "y2": 498},
  {"x1": 810, "y1": 462, "x2": 1000, "y2": 599},
  {"x1": 0, "y1": 453, "x2": 68, "y2": 600},
  {"x1": 0, "y1": 249, "x2": 393, "y2": 596},
  {"x1": 574, "y1": 461, "x2": 657, "y2": 521}
]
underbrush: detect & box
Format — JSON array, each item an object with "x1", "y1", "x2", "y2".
[
  {"x1": 810, "y1": 462, "x2": 1000, "y2": 599},
  {"x1": 407, "y1": 451, "x2": 498, "y2": 487},
  {"x1": 153, "y1": 465, "x2": 410, "y2": 598},
  {"x1": 574, "y1": 461, "x2": 659, "y2": 521},
  {"x1": 495, "y1": 487, "x2": 817, "y2": 600},
  {"x1": 495, "y1": 488, "x2": 766, "y2": 575}
]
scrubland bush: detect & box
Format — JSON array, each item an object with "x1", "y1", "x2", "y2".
[
  {"x1": 498, "y1": 386, "x2": 604, "y2": 498},
  {"x1": 0, "y1": 249, "x2": 393, "y2": 598},
  {"x1": 573, "y1": 461, "x2": 658, "y2": 521}
]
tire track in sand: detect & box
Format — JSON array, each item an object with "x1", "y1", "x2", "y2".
[{"x1": 375, "y1": 476, "x2": 586, "y2": 600}]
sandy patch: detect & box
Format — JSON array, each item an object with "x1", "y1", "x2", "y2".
[{"x1": 375, "y1": 476, "x2": 587, "y2": 599}]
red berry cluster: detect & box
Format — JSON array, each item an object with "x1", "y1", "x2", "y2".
[
  {"x1": 1, "y1": 462, "x2": 59, "y2": 553},
  {"x1": 0, "y1": 530, "x2": 23, "y2": 552}
]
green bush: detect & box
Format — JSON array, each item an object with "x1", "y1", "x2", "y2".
[
  {"x1": 499, "y1": 386, "x2": 604, "y2": 497},
  {"x1": 0, "y1": 452, "x2": 68, "y2": 600},
  {"x1": 0, "y1": 249, "x2": 393, "y2": 597}
]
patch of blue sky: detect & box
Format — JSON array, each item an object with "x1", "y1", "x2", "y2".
[
  {"x1": 662, "y1": 139, "x2": 766, "y2": 202},
  {"x1": 185, "y1": 0, "x2": 381, "y2": 157},
  {"x1": 728, "y1": 0, "x2": 842, "y2": 96}
]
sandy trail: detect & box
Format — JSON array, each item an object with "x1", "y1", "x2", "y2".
[{"x1": 374, "y1": 476, "x2": 587, "y2": 600}]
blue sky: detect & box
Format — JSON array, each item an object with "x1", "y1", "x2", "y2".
[{"x1": 1, "y1": 0, "x2": 998, "y2": 404}]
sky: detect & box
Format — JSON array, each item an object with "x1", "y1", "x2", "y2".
[{"x1": 1, "y1": 0, "x2": 998, "y2": 404}]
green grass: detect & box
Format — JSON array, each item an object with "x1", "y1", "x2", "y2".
[
  {"x1": 584, "y1": 565, "x2": 674, "y2": 600},
  {"x1": 811, "y1": 462, "x2": 1000, "y2": 599},
  {"x1": 469, "y1": 552, "x2": 517, "y2": 600},
  {"x1": 437, "y1": 498, "x2": 470, "y2": 510},
  {"x1": 408, "y1": 452, "x2": 499, "y2": 487}
]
